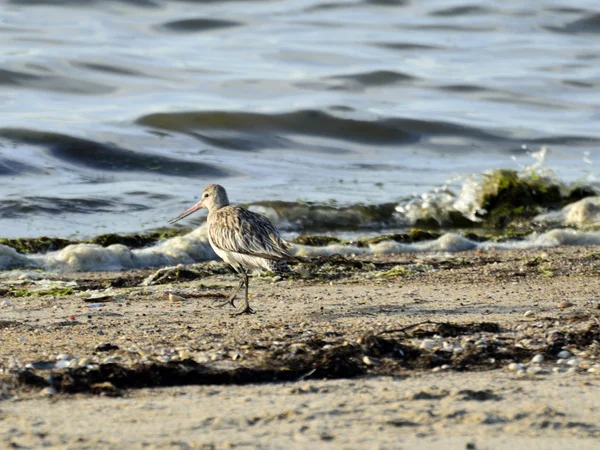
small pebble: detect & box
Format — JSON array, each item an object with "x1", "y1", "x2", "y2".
[
  {"x1": 178, "y1": 350, "x2": 192, "y2": 359},
  {"x1": 86, "y1": 303, "x2": 104, "y2": 308},
  {"x1": 296, "y1": 267, "x2": 310, "y2": 277},
  {"x1": 531, "y1": 354, "x2": 544, "y2": 364},
  {"x1": 526, "y1": 366, "x2": 542, "y2": 374},
  {"x1": 362, "y1": 356, "x2": 379, "y2": 366},
  {"x1": 567, "y1": 358, "x2": 581, "y2": 366},
  {"x1": 55, "y1": 360, "x2": 70, "y2": 369},
  {"x1": 557, "y1": 301, "x2": 573, "y2": 309},
  {"x1": 419, "y1": 339, "x2": 436, "y2": 350},
  {"x1": 523, "y1": 310, "x2": 535, "y2": 318},
  {"x1": 508, "y1": 363, "x2": 524, "y2": 372},
  {"x1": 41, "y1": 387, "x2": 57, "y2": 396},
  {"x1": 77, "y1": 358, "x2": 91, "y2": 367},
  {"x1": 169, "y1": 293, "x2": 185, "y2": 303},
  {"x1": 557, "y1": 350, "x2": 571, "y2": 359}
]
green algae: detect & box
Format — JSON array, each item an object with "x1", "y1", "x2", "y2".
[
  {"x1": 475, "y1": 169, "x2": 596, "y2": 229},
  {"x1": 477, "y1": 170, "x2": 561, "y2": 228},
  {"x1": 462, "y1": 228, "x2": 534, "y2": 243},
  {"x1": 378, "y1": 265, "x2": 416, "y2": 278},
  {"x1": 10, "y1": 287, "x2": 75, "y2": 298},
  {"x1": 539, "y1": 267, "x2": 555, "y2": 277},
  {"x1": 411, "y1": 211, "x2": 476, "y2": 229},
  {"x1": 0, "y1": 237, "x2": 73, "y2": 254}
]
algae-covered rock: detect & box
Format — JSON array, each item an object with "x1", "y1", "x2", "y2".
[
  {"x1": 0, "y1": 237, "x2": 73, "y2": 254},
  {"x1": 292, "y1": 235, "x2": 344, "y2": 246},
  {"x1": 89, "y1": 228, "x2": 183, "y2": 249},
  {"x1": 359, "y1": 229, "x2": 442, "y2": 246},
  {"x1": 478, "y1": 170, "x2": 563, "y2": 228},
  {"x1": 0, "y1": 228, "x2": 186, "y2": 255}
]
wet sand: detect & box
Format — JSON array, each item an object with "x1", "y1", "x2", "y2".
[{"x1": 1, "y1": 245, "x2": 599, "y2": 448}]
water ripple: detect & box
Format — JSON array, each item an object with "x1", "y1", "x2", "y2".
[
  {"x1": 158, "y1": 18, "x2": 242, "y2": 33},
  {"x1": 0, "y1": 128, "x2": 231, "y2": 178}
]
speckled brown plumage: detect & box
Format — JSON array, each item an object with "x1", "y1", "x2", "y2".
[{"x1": 169, "y1": 184, "x2": 297, "y2": 315}]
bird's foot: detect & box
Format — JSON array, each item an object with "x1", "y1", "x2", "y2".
[{"x1": 231, "y1": 306, "x2": 256, "y2": 316}]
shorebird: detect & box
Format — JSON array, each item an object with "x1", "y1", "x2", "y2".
[{"x1": 168, "y1": 184, "x2": 297, "y2": 315}]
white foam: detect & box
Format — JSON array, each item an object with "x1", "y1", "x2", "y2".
[
  {"x1": 395, "y1": 187, "x2": 458, "y2": 225},
  {"x1": 483, "y1": 229, "x2": 600, "y2": 250},
  {"x1": 535, "y1": 196, "x2": 600, "y2": 228},
  {"x1": 25, "y1": 225, "x2": 216, "y2": 272},
  {"x1": 370, "y1": 233, "x2": 478, "y2": 254},
  {"x1": 0, "y1": 245, "x2": 39, "y2": 270},
  {"x1": 2, "y1": 226, "x2": 600, "y2": 273},
  {"x1": 294, "y1": 233, "x2": 478, "y2": 258},
  {"x1": 566, "y1": 197, "x2": 600, "y2": 226}
]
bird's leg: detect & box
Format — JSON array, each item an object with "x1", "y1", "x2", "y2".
[
  {"x1": 213, "y1": 267, "x2": 244, "y2": 308},
  {"x1": 232, "y1": 270, "x2": 255, "y2": 315}
]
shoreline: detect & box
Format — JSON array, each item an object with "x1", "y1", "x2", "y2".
[{"x1": 1, "y1": 245, "x2": 599, "y2": 447}]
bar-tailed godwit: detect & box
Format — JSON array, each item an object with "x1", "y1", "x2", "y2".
[{"x1": 169, "y1": 184, "x2": 297, "y2": 315}]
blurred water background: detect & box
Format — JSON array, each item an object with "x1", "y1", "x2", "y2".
[{"x1": 1, "y1": 0, "x2": 599, "y2": 244}]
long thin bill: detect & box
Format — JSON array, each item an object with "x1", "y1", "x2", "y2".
[{"x1": 168, "y1": 201, "x2": 203, "y2": 224}]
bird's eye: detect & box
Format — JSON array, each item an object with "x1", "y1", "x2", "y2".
[{"x1": 203, "y1": 193, "x2": 209, "y2": 198}]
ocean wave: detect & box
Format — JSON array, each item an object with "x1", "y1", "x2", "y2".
[
  {"x1": 0, "y1": 66, "x2": 115, "y2": 95},
  {"x1": 546, "y1": 12, "x2": 600, "y2": 35},
  {"x1": 136, "y1": 110, "x2": 419, "y2": 146},
  {"x1": 0, "y1": 158, "x2": 45, "y2": 176},
  {"x1": 0, "y1": 197, "x2": 147, "y2": 219},
  {"x1": 0, "y1": 128, "x2": 231, "y2": 178},
  {"x1": 136, "y1": 107, "x2": 599, "y2": 154}
]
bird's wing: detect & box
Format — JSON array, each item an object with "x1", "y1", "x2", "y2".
[{"x1": 209, "y1": 206, "x2": 297, "y2": 261}]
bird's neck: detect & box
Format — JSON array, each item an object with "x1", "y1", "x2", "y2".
[{"x1": 207, "y1": 201, "x2": 229, "y2": 217}]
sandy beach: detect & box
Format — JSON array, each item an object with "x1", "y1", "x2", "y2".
[{"x1": 1, "y1": 245, "x2": 599, "y2": 449}]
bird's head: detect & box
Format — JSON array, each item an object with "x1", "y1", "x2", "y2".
[{"x1": 168, "y1": 184, "x2": 229, "y2": 224}]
